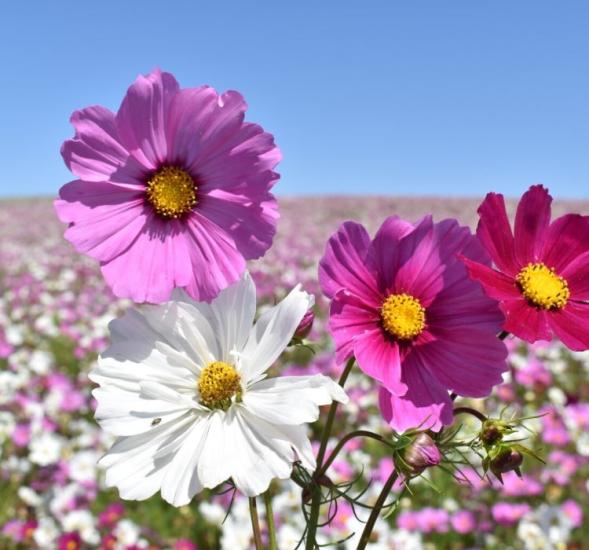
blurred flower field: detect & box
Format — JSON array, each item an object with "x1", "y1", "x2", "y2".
[{"x1": 1, "y1": 196, "x2": 589, "y2": 549}]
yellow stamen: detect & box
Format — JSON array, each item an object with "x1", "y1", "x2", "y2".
[
  {"x1": 198, "y1": 361, "x2": 241, "y2": 410},
  {"x1": 146, "y1": 166, "x2": 197, "y2": 218},
  {"x1": 516, "y1": 262, "x2": 570, "y2": 310},
  {"x1": 381, "y1": 293, "x2": 426, "y2": 341}
]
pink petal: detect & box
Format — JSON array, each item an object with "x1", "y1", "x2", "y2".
[
  {"x1": 100, "y1": 218, "x2": 193, "y2": 303},
  {"x1": 54, "y1": 180, "x2": 147, "y2": 263},
  {"x1": 476, "y1": 192, "x2": 518, "y2": 276},
  {"x1": 514, "y1": 185, "x2": 552, "y2": 264},
  {"x1": 501, "y1": 299, "x2": 551, "y2": 343},
  {"x1": 416, "y1": 328, "x2": 507, "y2": 397},
  {"x1": 197, "y1": 191, "x2": 278, "y2": 261},
  {"x1": 542, "y1": 214, "x2": 589, "y2": 274},
  {"x1": 353, "y1": 328, "x2": 407, "y2": 396},
  {"x1": 61, "y1": 106, "x2": 133, "y2": 182},
  {"x1": 182, "y1": 213, "x2": 246, "y2": 302},
  {"x1": 461, "y1": 257, "x2": 521, "y2": 301},
  {"x1": 378, "y1": 359, "x2": 453, "y2": 433},
  {"x1": 319, "y1": 222, "x2": 381, "y2": 304},
  {"x1": 116, "y1": 69, "x2": 180, "y2": 169},
  {"x1": 548, "y1": 302, "x2": 589, "y2": 351}
]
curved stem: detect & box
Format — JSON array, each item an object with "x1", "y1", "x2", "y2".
[
  {"x1": 249, "y1": 497, "x2": 263, "y2": 550},
  {"x1": 305, "y1": 357, "x2": 355, "y2": 550},
  {"x1": 317, "y1": 430, "x2": 395, "y2": 479},
  {"x1": 263, "y1": 491, "x2": 277, "y2": 550},
  {"x1": 356, "y1": 471, "x2": 400, "y2": 549},
  {"x1": 453, "y1": 406, "x2": 487, "y2": 423}
]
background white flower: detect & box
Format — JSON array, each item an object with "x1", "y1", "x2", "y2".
[{"x1": 91, "y1": 272, "x2": 348, "y2": 506}]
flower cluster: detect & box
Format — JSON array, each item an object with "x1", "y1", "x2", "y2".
[{"x1": 0, "y1": 68, "x2": 587, "y2": 549}]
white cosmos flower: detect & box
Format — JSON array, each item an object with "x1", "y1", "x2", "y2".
[{"x1": 90, "y1": 272, "x2": 348, "y2": 506}]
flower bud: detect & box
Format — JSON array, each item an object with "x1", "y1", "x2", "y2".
[
  {"x1": 294, "y1": 308, "x2": 315, "y2": 340},
  {"x1": 489, "y1": 446, "x2": 524, "y2": 481},
  {"x1": 399, "y1": 432, "x2": 442, "y2": 476}
]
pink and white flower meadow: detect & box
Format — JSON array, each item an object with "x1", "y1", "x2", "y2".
[{"x1": 1, "y1": 196, "x2": 588, "y2": 549}]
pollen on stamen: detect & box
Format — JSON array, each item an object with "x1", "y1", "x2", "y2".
[
  {"x1": 198, "y1": 361, "x2": 241, "y2": 410},
  {"x1": 380, "y1": 293, "x2": 426, "y2": 341},
  {"x1": 146, "y1": 166, "x2": 197, "y2": 218},
  {"x1": 516, "y1": 262, "x2": 570, "y2": 310}
]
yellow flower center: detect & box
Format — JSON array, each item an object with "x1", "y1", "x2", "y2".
[
  {"x1": 515, "y1": 262, "x2": 570, "y2": 310},
  {"x1": 380, "y1": 293, "x2": 426, "y2": 340},
  {"x1": 198, "y1": 361, "x2": 241, "y2": 410},
  {"x1": 146, "y1": 166, "x2": 197, "y2": 218}
]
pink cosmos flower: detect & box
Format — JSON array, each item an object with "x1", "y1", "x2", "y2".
[
  {"x1": 55, "y1": 69, "x2": 280, "y2": 303},
  {"x1": 450, "y1": 510, "x2": 476, "y2": 534},
  {"x1": 462, "y1": 185, "x2": 589, "y2": 350},
  {"x1": 319, "y1": 215, "x2": 507, "y2": 431}
]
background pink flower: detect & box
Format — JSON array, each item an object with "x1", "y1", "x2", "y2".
[{"x1": 55, "y1": 69, "x2": 281, "y2": 303}]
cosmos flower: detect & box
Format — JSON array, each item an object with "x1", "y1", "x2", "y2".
[
  {"x1": 461, "y1": 185, "x2": 589, "y2": 350},
  {"x1": 90, "y1": 272, "x2": 347, "y2": 506},
  {"x1": 55, "y1": 69, "x2": 280, "y2": 303},
  {"x1": 319, "y1": 215, "x2": 507, "y2": 431}
]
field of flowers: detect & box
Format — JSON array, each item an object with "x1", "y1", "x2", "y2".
[{"x1": 1, "y1": 195, "x2": 588, "y2": 549}]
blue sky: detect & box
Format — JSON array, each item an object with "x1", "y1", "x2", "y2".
[{"x1": 1, "y1": 1, "x2": 588, "y2": 198}]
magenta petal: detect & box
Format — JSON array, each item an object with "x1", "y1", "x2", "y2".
[
  {"x1": 394, "y1": 218, "x2": 474, "y2": 305},
  {"x1": 416, "y1": 329, "x2": 507, "y2": 397},
  {"x1": 100, "y1": 219, "x2": 193, "y2": 303},
  {"x1": 198, "y1": 192, "x2": 278, "y2": 260},
  {"x1": 353, "y1": 329, "x2": 408, "y2": 396},
  {"x1": 54, "y1": 180, "x2": 147, "y2": 262},
  {"x1": 562, "y1": 251, "x2": 589, "y2": 300},
  {"x1": 514, "y1": 185, "x2": 552, "y2": 264},
  {"x1": 501, "y1": 299, "x2": 551, "y2": 343},
  {"x1": 548, "y1": 302, "x2": 589, "y2": 351},
  {"x1": 542, "y1": 214, "x2": 589, "y2": 274},
  {"x1": 476, "y1": 192, "x2": 518, "y2": 275},
  {"x1": 319, "y1": 221, "x2": 381, "y2": 303},
  {"x1": 329, "y1": 290, "x2": 380, "y2": 365},
  {"x1": 378, "y1": 361, "x2": 453, "y2": 432},
  {"x1": 461, "y1": 257, "x2": 520, "y2": 301},
  {"x1": 370, "y1": 215, "x2": 415, "y2": 290},
  {"x1": 116, "y1": 69, "x2": 180, "y2": 169}
]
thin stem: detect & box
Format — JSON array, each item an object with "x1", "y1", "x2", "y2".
[
  {"x1": 356, "y1": 471, "x2": 400, "y2": 549},
  {"x1": 263, "y1": 491, "x2": 277, "y2": 550},
  {"x1": 305, "y1": 357, "x2": 355, "y2": 550},
  {"x1": 249, "y1": 497, "x2": 263, "y2": 550},
  {"x1": 317, "y1": 430, "x2": 395, "y2": 479},
  {"x1": 453, "y1": 406, "x2": 487, "y2": 423}
]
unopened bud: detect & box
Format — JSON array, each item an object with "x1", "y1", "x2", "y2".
[
  {"x1": 400, "y1": 432, "x2": 442, "y2": 476},
  {"x1": 489, "y1": 446, "x2": 524, "y2": 481},
  {"x1": 294, "y1": 309, "x2": 314, "y2": 340}
]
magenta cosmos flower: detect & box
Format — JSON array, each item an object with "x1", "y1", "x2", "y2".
[
  {"x1": 462, "y1": 185, "x2": 589, "y2": 350},
  {"x1": 55, "y1": 69, "x2": 280, "y2": 303},
  {"x1": 319, "y1": 216, "x2": 507, "y2": 431}
]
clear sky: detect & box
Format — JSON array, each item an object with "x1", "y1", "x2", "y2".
[{"x1": 1, "y1": 1, "x2": 588, "y2": 198}]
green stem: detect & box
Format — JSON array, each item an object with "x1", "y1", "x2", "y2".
[
  {"x1": 248, "y1": 497, "x2": 263, "y2": 550},
  {"x1": 453, "y1": 406, "x2": 487, "y2": 423},
  {"x1": 263, "y1": 491, "x2": 277, "y2": 550},
  {"x1": 305, "y1": 357, "x2": 355, "y2": 550},
  {"x1": 356, "y1": 471, "x2": 399, "y2": 549}
]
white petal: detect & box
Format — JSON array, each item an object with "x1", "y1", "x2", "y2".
[
  {"x1": 242, "y1": 285, "x2": 313, "y2": 381},
  {"x1": 196, "y1": 410, "x2": 235, "y2": 489},
  {"x1": 243, "y1": 375, "x2": 348, "y2": 425},
  {"x1": 174, "y1": 273, "x2": 256, "y2": 363},
  {"x1": 99, "y1": 413, "x2": 195, "y2": 501},
  {"x1": 160, "y1": 417, "x2": 209, "y2": 506},
  {"x1": 228, "y1": 408, "x2": 294, "y2": 496}
]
